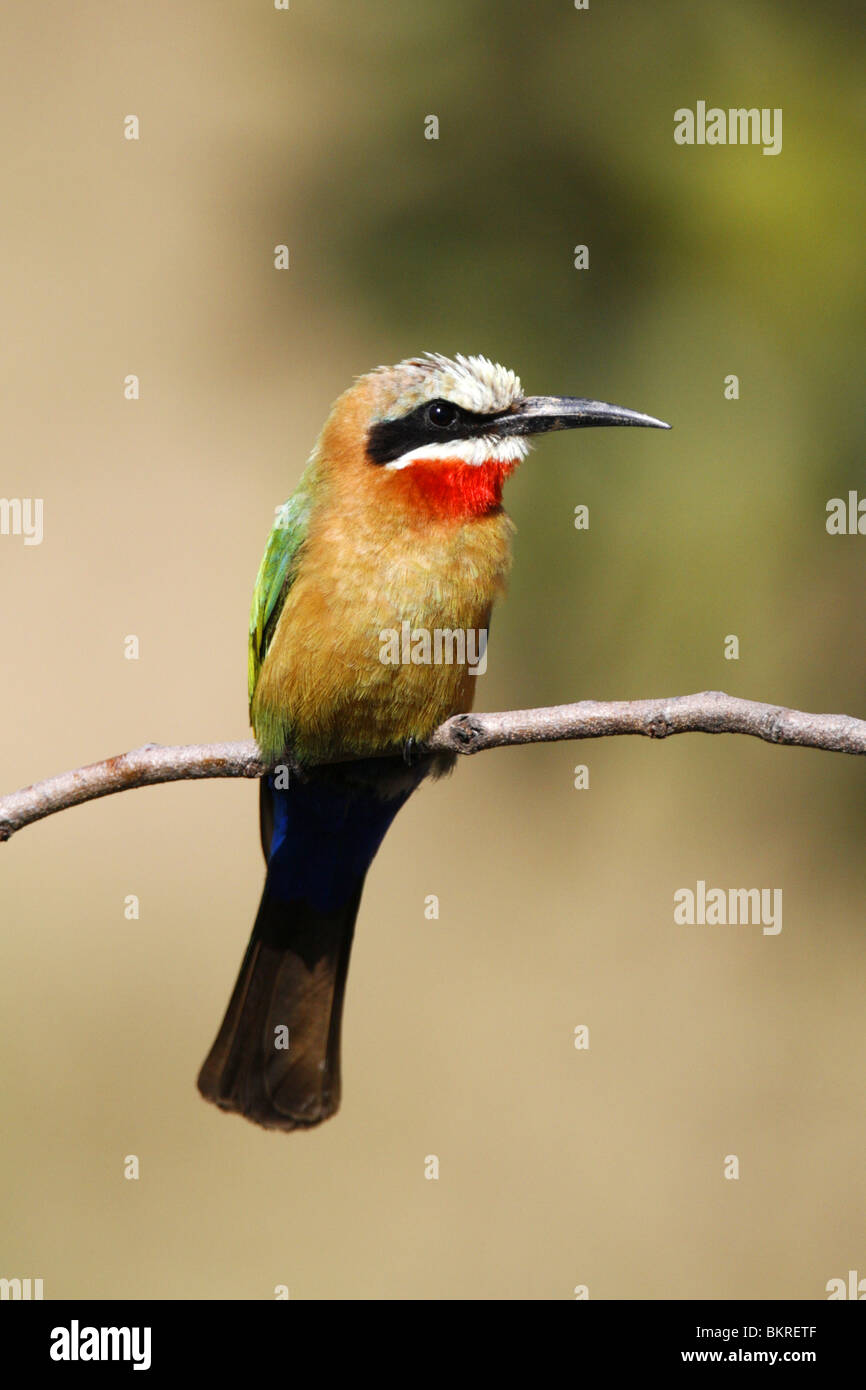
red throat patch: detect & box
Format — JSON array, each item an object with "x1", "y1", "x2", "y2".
[{"x1": 389, "y1": 458, "x2": 516, "y2": 520}]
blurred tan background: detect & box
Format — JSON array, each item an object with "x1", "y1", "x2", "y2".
[{"x1": 1, "y1": 0, "x2": 864, "y2": 1299}]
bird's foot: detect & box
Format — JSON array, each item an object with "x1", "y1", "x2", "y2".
[{"x1": 402, "y1": 736, "x2": 424, "y2": 767}]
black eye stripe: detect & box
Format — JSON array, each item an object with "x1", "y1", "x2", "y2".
[{"x1": 366, "y1": 399, "x2": 509, "y2": 466}]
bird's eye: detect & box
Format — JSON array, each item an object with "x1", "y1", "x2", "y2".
[{"x1": 426, "y1": 400, "x2": 459, "y2": 429}]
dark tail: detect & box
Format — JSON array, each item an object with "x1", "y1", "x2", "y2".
[
  {"x1": 198, "y1": 770, "x2": 411, "y2": 1131},
  {"x1": 196, "y1": 876, "x2": 364, "y2": 1130}
]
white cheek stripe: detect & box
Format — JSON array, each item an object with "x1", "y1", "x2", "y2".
[{"x1": 384, "y1": 436, "x2": 530, "y2": 471}]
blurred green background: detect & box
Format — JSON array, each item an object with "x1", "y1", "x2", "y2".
[{"x1": 1, "y1": 0, "x2": 864, "y2": 1299}]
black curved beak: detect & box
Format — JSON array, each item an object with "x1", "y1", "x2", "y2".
[{"x1": 498, "y1": 396, "x2": 671, "y2": 436}]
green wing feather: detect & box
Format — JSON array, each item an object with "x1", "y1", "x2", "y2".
[{"x1": 248, "y1": 482, "x2": 314, "y2": 711}]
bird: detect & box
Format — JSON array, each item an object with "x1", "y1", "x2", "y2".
[{"x1": 197, "y1": 353, "x2": 669, "y2": 1131}]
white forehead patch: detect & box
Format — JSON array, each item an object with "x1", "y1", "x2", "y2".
[
  {"x1": 419, "y1": 352, "x2": 523, "y2": 413},
  {"x1": 371, "y1": 352, "x2": 524, "y2": 419}
]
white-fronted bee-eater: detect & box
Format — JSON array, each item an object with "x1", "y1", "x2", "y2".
[{"x1": 198, "y1": 353, "x2": 670, "y2": 1131}]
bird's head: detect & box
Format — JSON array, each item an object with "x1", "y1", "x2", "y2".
[{"x1": 316, "y1": 353, "x2": 669, "y2": 522}]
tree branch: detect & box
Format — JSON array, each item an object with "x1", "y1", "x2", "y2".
[{"x1": 1, "y1": 691, "x2": 864, "y2": 842}]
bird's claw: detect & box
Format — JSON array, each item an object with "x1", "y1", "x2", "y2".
[{"x1": 402, "y1": 736, "x2": 423, "y2": 767}]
